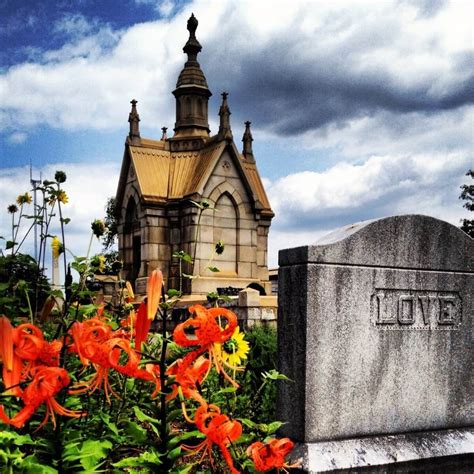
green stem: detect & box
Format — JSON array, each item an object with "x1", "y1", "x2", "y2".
[
  {"x1": 191, "y1": 208, "x2": 204, "y2": 276},
  {"x1": 57, "y1": 197, "x2": 68, "y2": 285},
  {"x1": 12, "y1": 204, "x2": 23, "y2": 249},
  {"x1": 24, "y1": 288, "x2": 33, "y2": 324},
  {"x1": 158, "y1": 285, "x2": 170, "y2": 469},
  {"x1": 13, "y1": 221, "x2": 35, "y2": 256}
]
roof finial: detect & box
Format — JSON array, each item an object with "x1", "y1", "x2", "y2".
[
  {"x1": 161, "y1": 126, "x2": 168, "y2": 140},
  {"x1": 183, "y1": 13, "x2": 202, "y2": 64},
  {"x1": 128, "y1": 99, "x2": 141, "y2": 144},
  {"x1": 218, "y1": 92, "x2": 232, "y2": 140},
  {"x1": 242, "y1": 121, "x2": 254, "y2": 162}
]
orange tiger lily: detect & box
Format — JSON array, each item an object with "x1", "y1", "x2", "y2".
[
  {"x1": 147, "y1": 269, "x2": 163, "y2": 321},
  {"x1": 183, "y1": 404, "x2": 242, "y2": 474},
  {"x1": 0, "y1": 316, "x2": 19, "y2": 395},
  {"x1": 0, "y1": 316, "x2": 14, "y2": 372},
  {"x1": 69, "y1": 319, "x2": 152, "y2": 401},
  {"x1": 135, "y1": 301, "x2": 151, "y2": 349},
  {"x1": 247, "y1": 438, "x2": 296, "y2": 472},
  {"x1": 166, "y1": 356, "x2": 210, "y2": 405},
  {"x1": 173, "y1": 305, "x2": 238, "y2": 386},
  {"x1": 0, "y1": 366, "x2": 83, "y2": 429},
  {"x1": 1, "y1": 319, "x2": 62, "y2": 396}
]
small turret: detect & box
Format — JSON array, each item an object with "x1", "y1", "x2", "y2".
[
  {"x1": 172, "y1": 14, "x2": 212, "y2": 137},
  {"x1": 161, "y1": 127, "x2": 168, "y2": 140},
  {"x1": 128, "y1": 99, "x2": 141, "y2": 145},
  {"x1": 218, "y1": 92, "x2": 232, "y2": 140},
  {"x1": 242, "y1": 121, "x2": 254, "y2": 162}
]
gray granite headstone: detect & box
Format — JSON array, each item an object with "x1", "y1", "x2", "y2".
[{"x1": 277, "y1": 215, "x2": 473, "y2": 472}]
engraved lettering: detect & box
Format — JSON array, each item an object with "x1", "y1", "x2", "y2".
[
  {"x1": 398, "y1": 296, "x2": 415, "y2": 324},
  {"x1": 418, "y1": 296, "x2": 435, "y2": 325},
  {"x1": 438, "y1": 297, "x2": 456, "y2": 325},
  {"x1": 371, "y1": 289, "x2": 462, "y2": 330},
  {"x1": 374, "y1": 291, "x2": 396, "y2": 325}
]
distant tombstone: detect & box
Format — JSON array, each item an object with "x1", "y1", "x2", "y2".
[{"x1": 277, "y1": 215, "x2": 474, "y2": 472}]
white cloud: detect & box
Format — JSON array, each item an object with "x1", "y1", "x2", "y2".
[
  {"x1": 0, "y1": 162, "x2": 120, "y2": 278},
  {"x1": 265, "y1": 151, "x2": 471, "y2": 265},
  {"x1": 0, "y1": 0, "x2": 471, "y2": 133},
  {"x1": 7, "y1": 131, "x2": 27, "y2": 144}
]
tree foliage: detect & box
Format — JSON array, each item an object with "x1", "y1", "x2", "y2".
[
  {"x1": 459, "y1": 169, "x2": 473, "y2": 238},
  {"x1": 102, "y1": 197, "x2": 119, "y2": 250}
]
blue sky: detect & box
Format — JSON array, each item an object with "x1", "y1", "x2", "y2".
[{"x1": 1, "y1": 0, "x2": 473, "y2": 267}]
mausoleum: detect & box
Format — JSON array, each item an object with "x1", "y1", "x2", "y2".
[{"x1": 115, "y1": 14, "x2": 274, "y2": 296}]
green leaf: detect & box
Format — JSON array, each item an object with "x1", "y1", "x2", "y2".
[
  {"x1": 130, "y1": 407, "x2": 160, "y2": 436},
  {"x1": 207, "y1": 266, "x2": 220, "y2": 272},
  {"x1": 124, "y1": 421, "x2": 147, "y2": 443},
  {"x1": 168, "y1": 446, "x2": 182, "y2": 461},
  {"x1": 167, "y1": 289, "x2": 181, "y2": 298},
  {"x1": 218, "y1": 387, "x2": 237, "y2": 394},
  {"x1": 22, "y1": 456, "x2": 59, "y2": 474},
  {"x1": 189, "y1": 199, "x2": 204, "y2": 209},
  {"x1": 170, "y1": 466, "x2": 193, "y2": 474},
  {"x1": 267, "y1": 421, "x2": 285, "y2": 434},
  {"x1": 113, "y1": 450, "x2": 162, "y2": 468},
  {"x1": 6, "y1": 240, "x2": 16, "y2": 250},
  {"x1": 262, "y1": 369, "x2": 292, "y2": 381},
  {"x1": 133, "y1": 406, "x2": 159, "y2": 425},
  {"x1": 182, "y1": 273, "x2": 198, "y2": 279},
  {"x1": 167, "y1": 408, "x2": 184, "y2": 423},
  {"x1": 62, "y1": 439, "x2": 112, "y2": 472},
  {"x1": 99, "y1": 412, "x2": 120, "y2": 437},
  {"x1": 168, "y1": 430, "x2": 204, "y2": 449},
  {"x1": 79, "y1": 439, "x2": 113, "y2": 471},
  {"x1": 239, "y1": 418, "x2": 258, "y2": 429}
]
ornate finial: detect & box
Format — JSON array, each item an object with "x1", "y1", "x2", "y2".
[
  {"x1": 218, "y1": 91, "x2": 232, "y2": 140},
  {"x1": 183, "y1": 13, "x2": 202, "y2": 64},
  {"x1": 242, "y1": 121, "x2": 254, "y2": 162},
  {"x1": 187, "y1": 13, "x2": 198, "y2": 37},
  {"x1": 161, "y1": 126, "x2": 168, "y2": 140},
  {"x1": 128, "y1": 99, "x2": 141, "y2": 144}
]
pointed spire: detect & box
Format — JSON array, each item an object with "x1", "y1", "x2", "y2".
[
  {"x1": 218, "y1": 92, "x2": 232, "y2": 140},
  {"x1": 128, "y1": 99, "x2": 141, "y2": 145},
  {"x1": 161, "y1": 126, "x2": 168, "y2": 140},
  {"x1": 173, "y1": 14, "x2": 211, "y2": 137},
  {"x1": 242, "y1": 121, "x2": 254, "y2": 162},
  {"x1": 183, "y1": 13, "x2": 201, "y2": 65}
]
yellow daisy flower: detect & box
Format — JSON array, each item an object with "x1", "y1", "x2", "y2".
[
  {"x1": 215, "y1": 326, "x2": 250, "y2": 367},
  {"x1": 51, "y1": 236, "x2": 62, "y2": 259},
  {"x1": 58, "y1": 190, "x2": 68, "y2": 204},
  {"x1": 16, "y1": 192, "x2": 32, "y2": 205}
]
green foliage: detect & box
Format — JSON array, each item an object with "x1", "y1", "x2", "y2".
[
  {"x1": 240, "y1": 325, "x2": 279, "y2": 423},
  {"x1": 0, "y1": 253, "x2": 51, "y2": 319},
  {"x1": 460, "y1": 169, "x2": 474, "y2": 238}
]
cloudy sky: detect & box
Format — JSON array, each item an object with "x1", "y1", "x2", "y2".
[{"x1": 0, "y1": 0, "x2": 472, "y2": 269}]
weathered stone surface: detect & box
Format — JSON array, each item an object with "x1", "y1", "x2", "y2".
[
  {"x1": 290, "y1": 427, "x2": 474, "y2": 473},
  {"x1": 238, "y1": 287, "x2": 260, "y2": 307},
  {"x1": 277, "y1": 215, "x2": 473, "y2": 465}
]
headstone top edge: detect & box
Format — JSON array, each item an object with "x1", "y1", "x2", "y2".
[
  {"x1": 278, "y1": 214, "x2": 473, "y2": 270},
  {"x1": 313, "y1": 214, "x2": 472, "y2": 247}
]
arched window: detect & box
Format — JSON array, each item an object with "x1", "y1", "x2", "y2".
[
  {"x1": 185, "y1": 97, "x2": 192, "y2": 118},
  {"x1": 125, "y1": 196, "x2": 139, "y2": 232},
  {"x1": 124, "y1": 196, "x2": 141, "y2": 282},
  {"x1": 197, "y1": 98, "x2": 203, "y2": 117},
  {"x1": 213, "y1": 193, "x2": 237, "y2": 274}
]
